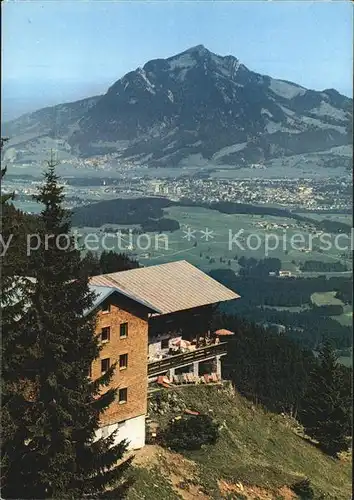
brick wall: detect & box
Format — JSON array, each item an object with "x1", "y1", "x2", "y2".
[{"x1": 91, "y1": 294, "x2": 150, "y2": 427}]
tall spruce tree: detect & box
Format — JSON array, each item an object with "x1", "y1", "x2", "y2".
[
  {"x1": 1, "y1": 137, "x2": 31, "y2": 491},
  {"x1": 2, "y1": 159, "x2": 132, "y2": 499},
  {"x1": 299, "y1": 341, "x2": 351, "y2": 457},
  {"x1": 0, "y1": 138, "x2": 14, "y2": 205}
]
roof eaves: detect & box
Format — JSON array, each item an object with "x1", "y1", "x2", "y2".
[
  {"x1": 87, "y1": 285, "x2": 162, "y2": 315},
  {"x1": 112, "y1": 285, "x2": 163, "y2": 313},
  {"x1": 85, "y1": 286, "x2": 116, "y2": 316}
]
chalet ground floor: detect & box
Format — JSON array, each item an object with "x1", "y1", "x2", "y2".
[{"x1": 95, "y1": 414, "x2": 146, "y2": 450}]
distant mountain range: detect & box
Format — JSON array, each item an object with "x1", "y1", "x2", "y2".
[{"x1": 3, "y1": 45, "x2": 352, "y2": 169}]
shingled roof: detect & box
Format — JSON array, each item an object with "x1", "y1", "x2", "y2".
[{"x1": 90, "y1": 260, "x2": 240, "y2": 315}]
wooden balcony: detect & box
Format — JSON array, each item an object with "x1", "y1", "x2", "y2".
[{"x1": 147, "y1": 342, "x2": 228, "y2": 377}]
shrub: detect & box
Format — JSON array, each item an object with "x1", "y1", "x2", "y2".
[{"x1": 163, "y1": 414, "x2": 219, "y2": 451}]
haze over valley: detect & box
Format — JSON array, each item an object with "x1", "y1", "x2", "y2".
[{"x1": 2, "y1": 2, "x2": 353, "y2": 498}]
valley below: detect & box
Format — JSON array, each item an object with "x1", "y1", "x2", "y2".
[{"x1": 2, "y1": 5, "x2": 353, "y2": 499}]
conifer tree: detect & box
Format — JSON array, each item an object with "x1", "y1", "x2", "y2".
[
  {"x1": 299, "y1": 341, "x2": 351, "y2": 456},
  {"x1": 0, "y1": 138, "x2": 14, "y2": 205},
  {"x1": 82, "y1": 250, "x2": 139, "y2": 276},
  {"x1": 1, "y1": 137, "x2": 32, "y2": 492},
  {"x1": 82, "y1": 250, "x2": 101, "y2": 276},
  {"x1": 2, "y1": 158, "x2": 132, "y2": 499},
  {"x1": 99, "y1": 251, "x2": 139, "y2": 274}
]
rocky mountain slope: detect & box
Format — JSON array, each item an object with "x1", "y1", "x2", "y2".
[{"x1": 3, "y1": 45, "x2": 352, "y2": 168}]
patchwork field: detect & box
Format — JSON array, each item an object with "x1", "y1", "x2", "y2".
[
  {"x1": 311, "y1": 291, "x2": 353, "y2": 329},
  {"x1": 75, "y1": 205, "x2": 353, "y2": 283},
  {"x1": 334, "y1": 309, "x2": 353, "y2": 327},
  {"x1": 86, "y1": 205, "x2": 351, "y2": 274},
  {"x1": 298, "y1": 212, "x2": 352, "y2": 226}
]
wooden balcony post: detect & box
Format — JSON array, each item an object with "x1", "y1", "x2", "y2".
[
  {"x1": 215, "y1": 355, "x2": 222, "y2": 378},
  {"x1": 147, "y1": 342, "x2": 228, "y2": 377}
]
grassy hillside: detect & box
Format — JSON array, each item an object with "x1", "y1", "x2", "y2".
[{"x1": 127, "y1": 384, "x2": 351, "y2": 500}]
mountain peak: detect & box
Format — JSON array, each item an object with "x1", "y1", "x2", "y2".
[
  {"x1": 4, "y1": 45, "x2": 352, "y2": 171},
  {"x1": 185, "y1": 44, "x2": 209, "y2": 55}
]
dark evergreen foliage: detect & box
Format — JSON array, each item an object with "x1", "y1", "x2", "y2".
[
  {"x1": 141, "y1": 217, "x2": 180, "y2": 232},
  {"x1": 0, "y1": 138, "x2": 13, "y2": 205},
  {"x1": 210, "y1": 269, "x2": 352, "y2": 349},
  {"x1": 217, "y1": 314, "x2": 316, "y2": 415},
  {"x1": 335, "y1": 283, "x2": 352, "y2": 305},
  {"x1": 311, "y1": 304, "x2": 344, "y2": 316},
  {"x1": 0, "y1": 172, "x2": 14, "y2": 205},
  {"x1": 238, "y1": 256, "x2": 281, "y2": 276},
  {"x1": 163, "y1": 414, "x2": 219, "y2": 451},
  {"x1": 299, "y1": 342, "x2": 352, "y2": 457},
  {"x1": 1, "y1": 160, "x2": 133, "y2": 499},
  {"x1": 72, "y1": 197, "x2": 172, "y2": 227},
  {"x1": 300, "y1": 260, "x2": 348, "y2": 273},
  {"x1": 210, "y1": 268, "x2": 352, "y2": 308},
  {"x1": 291, "y1": 478, "x2": 315, "y2": 499},
  {"x1": 1, "y1": 138, "x2": 34, "y2": 493},
  {"x1": 207, "y1": 201, "x2": 351, "y2": 234},
  {"x1": 83, "y1": 250, "x2": 140, "y2": 275}
]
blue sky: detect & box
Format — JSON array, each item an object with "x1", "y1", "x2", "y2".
[{"x1": 2, "y1": 1, "x2": 353, "y2": 120}]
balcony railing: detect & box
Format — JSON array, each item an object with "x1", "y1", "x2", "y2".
[{"x1": 147, "y1": 342, "x2": 228, "y2": 377}]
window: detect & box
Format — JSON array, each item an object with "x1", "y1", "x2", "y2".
[
  {"x1": 101, "y1": 358, "x2": 110, "y2": 374},
  {"x1": 118, "y1": 387, "x2": 128, "y2": 404},
  {"x1": 161, "y1": 338, "x2": 169, "y2": 349},
  {"x1": 101, "y1": 327, "x2": 110, "y2": 343},
  {"x1": 119, "y1": 353, "x2": 128, "y2": 370},
  {"x1": 102, "y1": 303, "x2": 111, "y2": 314},
  {"x1": 120, "y1": 322, "x2": 128, "y2": 338}
]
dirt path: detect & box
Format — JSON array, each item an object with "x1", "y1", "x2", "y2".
[{"x1": 132, "y1": 444, "x2": 210, "y2": 500}]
